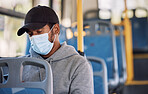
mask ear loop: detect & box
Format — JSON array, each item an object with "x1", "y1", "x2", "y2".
[
  {"x1": 48, "y1": 25, "x2": 55, "y2": 43},
  {"x1": 48, "y1": 25, "x2": 55, "y2": 34}
]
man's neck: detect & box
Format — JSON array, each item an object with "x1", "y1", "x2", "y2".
[{"x1": 41, "y1": 41, "x2": 61, "y2": 59}]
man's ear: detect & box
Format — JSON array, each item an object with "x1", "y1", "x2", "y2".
[{"x1": 54, "y1": 24, "x2": 60, "y2": 35}]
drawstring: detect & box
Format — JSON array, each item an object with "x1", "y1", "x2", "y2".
[{"x1": 46, "y1": 58, "x2": 53, "y2": 64}]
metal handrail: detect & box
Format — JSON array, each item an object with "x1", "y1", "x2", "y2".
[
  {"x1": 117, "y1": 26, "x2": 127, "y2": 84},
  {"x1": 109, "y1": 23, "x2": 119, "y2": 89}
]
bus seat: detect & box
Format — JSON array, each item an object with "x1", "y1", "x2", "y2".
[
  {"x1": 87, "y1": 56, "x2": 108, "y2": 94},
  {"x1": 67, "y1": 20, "x2": 119, "y2": 90},
  {"x1": 129, "y1": 8, "x2": 148, "y2": 53},
  {"x1": 0, "y1": 57, "x2": 53, "y2": 94},
  {"x1": 131, "y1": 17, "x2": 148, "y2": 53}
]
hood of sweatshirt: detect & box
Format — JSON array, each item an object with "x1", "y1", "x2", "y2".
[{"x1": 30, "y1": 42, "x2": 79, "y2": 62}]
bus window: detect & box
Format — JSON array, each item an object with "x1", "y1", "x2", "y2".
[{"x1": 0, "y1": 15, "x2": 26, "y2": 57}]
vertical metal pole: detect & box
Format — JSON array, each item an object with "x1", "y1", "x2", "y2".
[
  {"x1": 124, "y1": 0, "x2": 134, "y2": 83},
  {"x1": 77, "y1": 0, "x2": 84, "y2": 56}
]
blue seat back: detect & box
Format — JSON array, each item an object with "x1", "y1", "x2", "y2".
[
  {"x1": 131, "y1": 17, "x2": 148, "y2": 50},
  {"x1": 128, "y1": 8, "x2": 148, "y2": 52}
]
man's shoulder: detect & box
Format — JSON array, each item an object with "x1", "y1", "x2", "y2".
[
  {"x1": 73, "y1": 55, "x2": 87, "y2": 62},
  {"x1": 68, "y1": 54, "x2": 89, "y2": 67}
]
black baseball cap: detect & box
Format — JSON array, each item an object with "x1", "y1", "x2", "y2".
[{"x1": 17, "y1": 5, "x2": 59, "y2": 36}]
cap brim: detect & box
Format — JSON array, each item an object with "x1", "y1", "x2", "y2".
[{"x1": 17, "y1": 23, "x2": 47, "y2": 36}]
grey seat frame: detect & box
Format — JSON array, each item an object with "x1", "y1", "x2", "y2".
[
  {"x1": 116, "y1": 26, "x2": 127, "y2": 84},
  {"x1": 0, "y1": 57, "x2": 53, "y2": 94},
  {"x1": 87, "y1": 56, "x2": 108, "y2": 94}
]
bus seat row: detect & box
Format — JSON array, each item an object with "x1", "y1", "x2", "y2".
[{"x1": 66, "y1": 20, "x2": 127, "y2": 94}]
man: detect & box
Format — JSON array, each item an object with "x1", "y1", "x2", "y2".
[{"x1": 17, "y1": 5, "x2": 94, "y2": 94}]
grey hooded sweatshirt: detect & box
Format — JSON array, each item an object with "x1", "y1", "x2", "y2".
[{"x1": 23, "y1": 42, "x2": 94, "y2": 94}]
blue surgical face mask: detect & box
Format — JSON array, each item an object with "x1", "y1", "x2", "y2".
[{"x1": 30, "y1": 25, "x2": 56, "y2": 55}]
